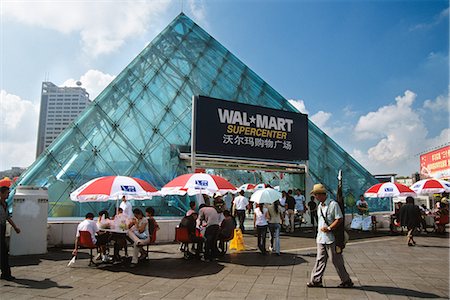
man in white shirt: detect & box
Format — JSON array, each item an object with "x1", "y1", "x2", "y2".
[
  {"x1": 119, "y1": 196, "x2": 133, "y2": 219},
  {"x1": 307, "y1": 184, "x2": 353, "y2": 288},
  {"x1": 233, "y1": 190, "x2": 249, "y2": 233},
  {"x1": 72, "y1": 212, "x2": 110, "y2": 262}
]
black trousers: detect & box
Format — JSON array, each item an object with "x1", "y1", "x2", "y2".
[
  {"x1": 236, "y1": 210, "x2": 246, "y2": 232},
  {"x1": 310, "y1": 212, "x2": 318, "y2": 227},
  {"x1": 204, "y1": 225, "x2": 220, "y2": 259},
  {"x1": 0, "y1": 224, "x2": 11, "y2": 277}
]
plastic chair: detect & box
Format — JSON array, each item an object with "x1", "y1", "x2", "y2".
[
  {"x1": 78, "y1": 231, "x2": 98, "y2": 266},
  {"x1": 145, "y1": 226, "x2": 158, "y2": 258},
  {"x1": 435, "y1": 214, "x2": 449, "y2": 233},
  {"x1": 175, "y1": 227, "x2": 196, "y2": 259}
]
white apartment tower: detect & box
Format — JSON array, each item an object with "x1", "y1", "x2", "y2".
[{"x1": 36, "y1": 81, "x2": 91, "y2": 157}]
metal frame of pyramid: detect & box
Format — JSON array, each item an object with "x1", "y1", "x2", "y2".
[{"x1": 17, "y1": 13, "x2": 378, "y2": 217}]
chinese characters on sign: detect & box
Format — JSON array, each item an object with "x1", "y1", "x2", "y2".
[
  {"x1": 420, "y1": 145, "x2": 450, "y2": 179},
  {"x1": 194, "y1": 96, "x2": 308, "y2": 162}
]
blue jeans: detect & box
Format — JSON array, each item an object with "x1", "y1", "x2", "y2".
[
  {"x1": 256, "y1": 225, "x2": 268, "y2": 254},
  {"x1": 268, "y1": 223, "x2": 281, "y2": 254}
]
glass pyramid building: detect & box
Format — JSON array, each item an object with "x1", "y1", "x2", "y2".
[{"x1": 17, "y1": 13, "x2": 378, "y2": 217}]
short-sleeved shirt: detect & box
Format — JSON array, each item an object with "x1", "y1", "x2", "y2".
[
  {"x1": 198, "y1": 206, "x2": 223, "y2": 228},
  {"x1": 254, "y1": 207, "x2": 268, "y2": 226},
  {"x1": 279, "y1": 197, "x2": 286, "y2": 207},
  {"x1": 234, "y1": 195, "x2": 249, "y2": 210},
  {"x1": 0, "y1": 202, "x2": 10, "y2": 226},
  {"x1": 356, "y1": 200, "x2": 368, "y2": 215},
  {"x1": 76, "y1": 219, "x2": 98, "y2": 244},
  {"x1": 286, "y1": 195, "x2": 296, "y2": 210},
  {"x1": 316, "y1": 199, "x2": 343, "y2": 244},
  {"x1": 132, "y1": 217, "x2": 149, "y2": 239},
  {"x1": 267, "y1": 204, "x2": 282, "y2": 224},
  {"x1": 295, "y1": 195, "x2": 305, "y2": 211},
  {"x1": 120, "y1": 201, "x2": 133, "y2": 219}
]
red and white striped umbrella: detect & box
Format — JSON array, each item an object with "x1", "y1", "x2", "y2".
[
  {"x1": 364, "y1": 182, "x2": 416, "y2": 198},
  {"x1": 70, "y1": 176, "x2": 158, "y2": 202},
  {"x1": 237, "y1": 183, "x2": 256, "y2": 192},
  {"x1": 253, "y1": 183, "x2": 269, "y2": 191},
  {"x1": 410, "y1": 179, "x2": 450, "y2": 195},
  {"x1": 160, "y1": 173, "x2": 236, "y2": 196}
]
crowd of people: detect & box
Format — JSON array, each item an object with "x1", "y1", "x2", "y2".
[
  {"x1": 177, "y1": 187, "x2": 317, "y2": 260},
  {"x1": 72, "y1": 196, "x2": 159, "y2": 267}
]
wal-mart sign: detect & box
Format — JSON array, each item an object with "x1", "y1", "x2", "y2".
[{"x1": 193, "y1": 96, "x2": 308, "y2": 162}]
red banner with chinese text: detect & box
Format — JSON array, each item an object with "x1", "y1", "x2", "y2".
[{"x1": 420, "y1": 145, "x2": 450, "y2": 179}]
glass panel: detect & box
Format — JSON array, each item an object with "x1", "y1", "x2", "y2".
[{"x1": 16, "y1": 13, "x2": 378, "y2": 217}]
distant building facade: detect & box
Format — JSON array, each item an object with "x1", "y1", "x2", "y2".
[{"x1": 36, "y1": 82, "x2": 91, "y2": 157}]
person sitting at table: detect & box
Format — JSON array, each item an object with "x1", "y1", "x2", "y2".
[
  {"x1": 127, "y1": 208, "x2": 150, "y2": 267},
  {"x1": 186, "y1": 201, "x2": 196, "y2": 216},
  {"x1": 145, "y1": 206, "x2": 160, "y2": 238},
  {"x1": 97, "y1": 210, "x2": 112, "y2": 230},
  {"x1": 435, "y1": 199, "x2": 449, "y2": 234},
  {"x1": 72, "y1": 212, "x2": 111, "y2": 263},
  {"x1": 356, "y1": 195, "x2": 369, "y2": 216},
  {"x1": 179, "y1": 212, "x2": 203, "y2": 257},
  {"x1": 218, "y1": 210, "x2": 235, "y2": 241}
]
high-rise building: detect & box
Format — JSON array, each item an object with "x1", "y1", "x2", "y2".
[
  {"x1": 36, "y1": 81, "x2": 91, "y2": 157},
  {"x1": 19, "y1": 13, "x2": 378, "y2": 217}
]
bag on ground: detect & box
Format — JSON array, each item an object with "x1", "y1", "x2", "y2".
[
  {"x1": 351, "y1": 215, "x2": 363, "y2": 230},
  {"x1": 362, "y1": 216, "x2": 372, "y2": 231}
]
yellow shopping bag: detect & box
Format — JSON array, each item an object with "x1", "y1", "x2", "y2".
[{"x1": 229, "y1": 228, "x2": 245, "y2": 251}]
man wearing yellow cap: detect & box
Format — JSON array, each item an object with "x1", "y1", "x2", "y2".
[{"x1": 307, "y1": 184, "x2": 353, "y2": 288}]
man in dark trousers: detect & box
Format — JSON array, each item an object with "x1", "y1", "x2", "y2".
[
  {"x1": 399, "y1": 196, "x2": 421, "y2": 246},
  {"x1": 0, "y1": 186, "x2": 21, "y2": 281}
]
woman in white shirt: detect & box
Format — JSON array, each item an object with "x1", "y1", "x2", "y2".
[
  {"x1": 253, "y1": 203, "x2": 269, "y2": 254},
  {"x1": 127, "y1": 208, "x2": 150, "y2": 266}
]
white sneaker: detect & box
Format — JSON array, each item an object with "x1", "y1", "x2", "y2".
[
  {"x1": 95, "y1": 253, "x2": 102, "y2": 261},
  {"x1": 269, "y1": 246, "x2": 273, "y2": 252}
]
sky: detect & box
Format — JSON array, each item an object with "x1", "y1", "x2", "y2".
[{"x1": 0, "y1": 0, "x2": 449, "y2": 177}]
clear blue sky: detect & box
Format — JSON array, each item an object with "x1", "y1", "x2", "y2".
[{"x1": 1, "y1": 0, "x2": 449, "y2": 176}]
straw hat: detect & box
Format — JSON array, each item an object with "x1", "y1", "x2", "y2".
[{"x1": 310, "y1": 183, "x2": 327, "y2": 195}]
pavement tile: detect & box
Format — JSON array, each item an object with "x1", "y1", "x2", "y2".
[{"x1": 5, "y1": 231, "x2": 449, "y2": 300}]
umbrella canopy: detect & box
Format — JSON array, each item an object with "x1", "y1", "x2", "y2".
[
  {"x1": 253, "y1": 183, "x2": 269, "y2": 191},
  {"x1": 70, "y1": 176, "x2": 158, "y2": 202},
  {"x1": 160, "y1": 173, "x2": 236, "y2": 196},
  {"x1": 410, "y1": 178, "x2": 450, "y2": 194},
  {"x1": 0, "y1": 177, "x2": 13, "y2": 187},
  {"x1": 0, "y1": 177, "x2": 18, "y2": 188},
  {"x1": 251, "y1": 188, "x2": 281, "y2": 204},
  {"x1": 364, "y1": 182, "x2": 416, "y2": 198},
  {"x1": 236, "y1": 183, "x2": 256, "y2": 192}
]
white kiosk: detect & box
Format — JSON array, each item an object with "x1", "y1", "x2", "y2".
[{"x1": 10, "y1": 186, "x2": 48, "y2": 256}]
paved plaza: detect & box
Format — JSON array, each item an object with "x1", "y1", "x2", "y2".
[{"x1": 1, "y1": 230, "x2": 449, "y2": 299}]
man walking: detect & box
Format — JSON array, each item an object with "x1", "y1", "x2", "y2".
[
  {"x1": 233, "y1": 190, "x2": 249, "y2": 233},
  {"x1": 399, "y1": 196, "x2": 421, "y2": 246},
  {"x1": 307, "y1": 183, "x2": 353, "y2": 288},
  {"x1": 0, "y1": 186, "x2": 21, "y2": 281}
]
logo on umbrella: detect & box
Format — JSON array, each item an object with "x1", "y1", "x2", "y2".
[
  {"x1": 384, "y1": 187, "x2": 394, "y2": 192},
  {"x1": 121, "y1": 185, "x2": 137, "y2": 193},
  {"x1": 195, "y1": 180, "x2": 209, "y2": 187}
]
